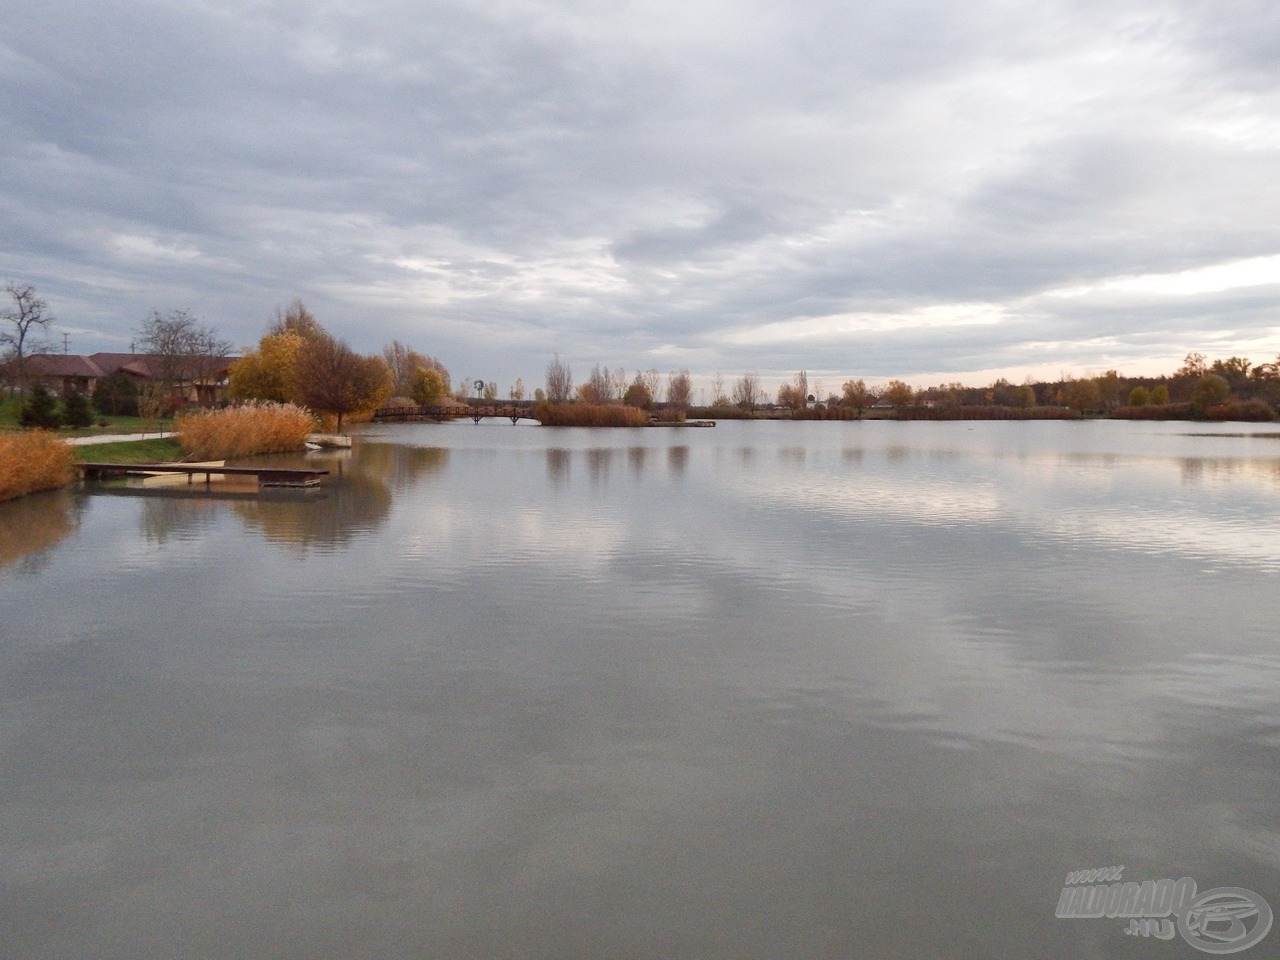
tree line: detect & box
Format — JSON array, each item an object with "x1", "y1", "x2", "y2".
[{"x1": 7, "y1": 280, "x2": 1280, "y2": 427}]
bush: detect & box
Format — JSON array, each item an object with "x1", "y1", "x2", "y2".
[
  {"x1": 93, "y1": 371, "x2": 140, "y2": 416},
  {"x1": 0, "y1": 432, "x2": 75, "y2": 502},
  {"x1": 62, "y1": 392, "x2": 95, "y2": 429},
  {"x1": 19, "y1": 383, "x2": 62, "y2": 429},
  {"x1": 532, "y1": 402, "x2": 648, "y2": 427},
  {"x1": 1203, "y1": 399, "x2": 1278, "y2": 422},
  {"x1": 175, "y1": 402, "x2": 318, "y2": 460}
]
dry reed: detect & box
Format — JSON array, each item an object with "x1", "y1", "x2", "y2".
[
  {"x1": 533, "y1": 403, "x2": 648, "y2": 427},
  {"x1": 0, "y1": 431, "x2": 76, "y2": 502},
  {"x1": 176, "y1": 402, "x2": 318, "y2": 460}
]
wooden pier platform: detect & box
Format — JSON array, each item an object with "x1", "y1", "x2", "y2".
[{"x1": 78, "y1": 463, "x2": 329, "y2": 488}]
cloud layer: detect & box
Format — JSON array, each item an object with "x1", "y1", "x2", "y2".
[{"x1": 3, "y1": 0, "x2": 1279, "y2": 391}]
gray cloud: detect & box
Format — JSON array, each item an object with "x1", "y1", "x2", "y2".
[{"x1": 2, "y1": 0, "x2": 1278, "y2": 391}]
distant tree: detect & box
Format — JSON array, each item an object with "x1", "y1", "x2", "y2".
[
  {"x1": 545, "y1": 354, "x2": 573, "y2": 403},
  {"x1": 578, "y1": 363, "x2": 615, "y2": 404},
  {"x1": 2, "y1": 282, "x2": 54, "y2": 396},
  {"x1": 19, "y1": 382, "x2": 62, "y2": 428},
  {"x1": 510, "y1": 378, "x2": 525, "y2": 401},
  {"x1": 989, "y1": 378, "x2": 1016, "y2": 406},
  {"x1": 1149, "y1": 383, "x2": 1170, "y2": 405},
  {"x1": 641, "y1": 368, "x2": 662, "y2": 402},
  {"x1": 62, "y1": 391, "x2": 94, "y2": 428},
  {"x1": 1013, "y1": 384, "x2": 1037, "y2": 408},
  {"x1": 1210, "y1": 357, "x2": 1252, "y2": 396},
  {"x1": 841, "y1": 379, "x2": 873, "y2": 417},
  {"x1": 268, "y1": 299, "x2": 325, "y2": 340},
  {"x1": 482, "y1": 381, "x2": 498, "y2": 401},
  {"x1": 666, "y1": 369, "x2": 693, "y2": 410},
  {"x1": 610, "y1": 367, "x2": 628, "y2": 401},
  {"x1": 708, "y1": 373, "x2": 730, "y2": 408},
  {"x1": 1127, "y1": 385, "x2": 1151, "y2": 407},
  {"x1": 533, "y1": 387, "x2": 546, "y2": 402},
  {"x1": 136, "y1": 309, "x2": 232, "y2": 400},
  {"x1": 1191, "y1": 373, "x2": 1230, "y2": 414},
  {"x1": 411, "y1": 367, "x2": 447, "y2": 407},
  {"x1": 1062, "y1": 377, "x2": 1102, "y2": 414},
  {"x1": 623, "y1": 373, "x2": 653, "y2": 409},
  {"x1": 93, "y1": 370, "x2": 140, "y2": 416},
  {"x1": 1096, "y1": 370, "x2": 1126, "y2": 411},
  {"x1": 776, "y1": 382, "x2": 804, "y2": 409},
  {"x1": 1177, "y1": 353, "x2": 1207, "y2": 379},
  {"x1": 792, "y1": 370, "x2": 810, "y2": 406},
  {"x1": 883, "y1": 380, "x2": 914, "y2": 411},
  {"x1": 383, "y1": 340, "x2": 450, "y2": 398},
  {"x1": 732, "y1": 373, "x2": 762, "y2": 412},
  {"x1": 294, "y1": 336, "x2": 393, "y2": 432}
]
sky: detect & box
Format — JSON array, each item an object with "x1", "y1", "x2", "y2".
[{"x1": 3, "y1": 0, "x2": 1279, "y2": 397}]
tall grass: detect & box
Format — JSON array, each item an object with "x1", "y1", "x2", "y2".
[
  {"x1": 0, "y1": 431, "x2": 76, "y2": 502},
  {"x1": 533, "y1": 402, "x2": 648, "y2": 427},
  {"x1": 176, "y1": 402, "x2": 318, "y2": 460}
]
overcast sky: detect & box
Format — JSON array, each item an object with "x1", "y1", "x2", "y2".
[{"x1": 4, "y1": 0, "x2": 1279, "y2": 394}]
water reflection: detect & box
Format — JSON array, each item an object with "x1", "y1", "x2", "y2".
[
  {"x1": 667, "y1": 445, "x2": 688, "y2": 478},
  {"x1": 232, "y1": 470, "x2": 387, "y2": 551},
  {"x1": 0, "y1": 489, "x2": 79, "y2": 574},
  {"x1": 546, "y1": 448, "x2": 570, "y2": 486},
  {"x1": 3, "y1": 421, "x2": 1280, "y2": 959},
  {"x1": 139, "y1": 495, "x2": 220, "y2": 545}
]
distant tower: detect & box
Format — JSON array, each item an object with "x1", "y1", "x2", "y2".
[{"x1": 62, "y1": 332, "x2": 70, "y2": 354}]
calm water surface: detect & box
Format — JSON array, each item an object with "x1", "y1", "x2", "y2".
[{"x1": 2, "y1": 420, "x2": 1279, "y2": 959}]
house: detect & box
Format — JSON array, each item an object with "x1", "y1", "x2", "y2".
[
  {"x1": 22, "y1": 352, "x2": 238, "y2": 406},
  {"x1": 20, "y1": 354, "x2": 105, "y2": 396}
]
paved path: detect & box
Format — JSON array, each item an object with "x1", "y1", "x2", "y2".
[{"x1": 65, "y1": 432, "x2": 174, "y2": 447}]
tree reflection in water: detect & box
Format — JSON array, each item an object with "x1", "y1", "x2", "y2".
[
  {"x1": 231, "y1": 443, "x2": 447, "y2": 551},
  {"x1": 0, "y1": 489, "x2": 80, "y2": 574}
]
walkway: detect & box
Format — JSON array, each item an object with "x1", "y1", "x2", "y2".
[{"x1": 65, "y1": 432, "x2": 174, "y2": 447}]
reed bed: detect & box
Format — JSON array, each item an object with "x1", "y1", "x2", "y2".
[
  {"x1": 533, "y1": 402, "x2": 648, "y2": 427},
  {"x1": 0, "y1": 431, "x2": 76, "y2": 502},
  {"x1": 176, "y1": 402, "x2": 318, "y2": 460}
]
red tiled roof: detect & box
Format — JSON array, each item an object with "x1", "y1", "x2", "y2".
[{"x1": 26, "y1": 354, "x2": 106, "y2": 378}]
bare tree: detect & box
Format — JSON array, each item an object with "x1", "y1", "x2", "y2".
[
  {"x1": 710, "y1": 372, "x2": 728, "y2": 407},
  {"x1": 578, "y1": 363, "x2": 615, "y2": 403},
  {"x1": 666, "y1": 369, "x2": 693, "y2": 410},
  {"x1": 136, "y1": 309, "x2": 233, "y2": 402},
  {"x1": 642, "y1": 368, "x2": 662, "y2": 401},
  {"x1": 268, "y1": 299, "x2": 325, "y2": 340},
  {"x1": 2, "y1": 282, "x2": 54, "y2": 396},
  {"x1": 545, "y1": 354, "x2": 573, "y2": 403},
  {"x1": 732, "y1": 372, "x2": 761, "y2": 412}
]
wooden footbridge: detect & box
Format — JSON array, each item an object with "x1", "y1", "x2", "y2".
[{"x1": 78, "y1": 463, "x2": 329, "y2": 488}]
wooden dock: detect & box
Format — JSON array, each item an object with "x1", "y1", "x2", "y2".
[{"x1": 78, "y1": 463, "x2": 329, "y2": 488}]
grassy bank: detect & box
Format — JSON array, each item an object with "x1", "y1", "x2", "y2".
[
  {"x1": 72, "y1": 437, "x2": 185, "y2": 464},
  {"x1": 0, "y1": 432, "x2": 76, "y2": 502},
  {"x1": 1, "y1": 397, "x2": 172, "y2": 436}
]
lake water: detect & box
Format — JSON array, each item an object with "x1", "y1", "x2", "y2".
[{"x1": 2, "y1": 419, "x2": 1279, "y2": 959}]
